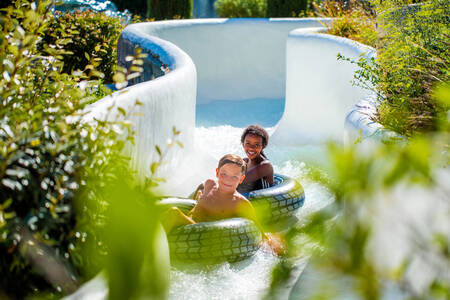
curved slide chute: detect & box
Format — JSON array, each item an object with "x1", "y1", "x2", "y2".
[{"x1": 86, "y1": 18, "x2": 375, "y2": 194}]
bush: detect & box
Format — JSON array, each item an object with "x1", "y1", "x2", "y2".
[
  {"x1": 325, "y1": 0, "x2": 448, "y2": 136},
  {"x1": 316, "y1": 0, "x2": 378, "y2": 48},
  {"x1": 267, "y1": 0, "x2": 310, "y2": 17},
  {"x1": 0, "y1": 1, "x2": 133, "y2": 297},
  {"x1": 374, "y1": 0, "x2": 450, "y2": 135},
  {"x1": 214, "y1": 0, "x2": 267, "y2": 18},
  {"x1": 40, "y1": 10, "x2": 126, "y2": 83},
  {"x1": 147, "y1": 0, "x2": 193, "y2": 20},
  {"x1": 342, "y1": 0, "x2": 449, "y2": 136}
]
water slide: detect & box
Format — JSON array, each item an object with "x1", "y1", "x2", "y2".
[
  {"x1": 42, "y1": 0, "x2": 449, "y2": 292},
  {"x1": 74, "y1": 19, "x2": 378, "y2": 299},
  {"x1": 86, "y1": 18, "x2": 375, "y2": 194}
]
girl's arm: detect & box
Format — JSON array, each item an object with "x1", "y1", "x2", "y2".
[
  {"x1": 236, "y1": 198, "x2": 284, "y2": 255},
  {"x1": 242, "y1": 161, "x2": 274, "y2": 186},
  {"x1": 236, "y1": 198, "x2": 265, "y2": 234},
  {"x1": 261, "y1": 162, "x2": 274, "y2": 186}
]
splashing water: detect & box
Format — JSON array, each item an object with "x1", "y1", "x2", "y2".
[{"x1": 169, "y1": 125, "x2": 334, "y2": 299}]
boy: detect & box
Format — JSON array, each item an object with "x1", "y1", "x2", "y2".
[{"x1": 162, "y1": 154, "x2": 283, "y2": 254}]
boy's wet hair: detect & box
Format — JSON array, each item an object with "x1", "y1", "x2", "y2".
[
  {"x1": 218, "y1": 154, "x2": 246, "y2": 173},
  {"x1": 240, "y1": 124, "x2": 269, "y2": 158}
]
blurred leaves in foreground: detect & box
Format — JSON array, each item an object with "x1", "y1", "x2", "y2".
[
  {"x1": 0, "y1": 0, "x2": 172, "y2": 298},
  {"x1": 265, "y1": 85, "x2": 449, "y2": 300},
  {"x1": 97, "y1": 170, "x2": 169, "y2": 300}
]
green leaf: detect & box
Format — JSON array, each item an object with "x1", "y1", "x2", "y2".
[
  {"x1": 1, "y1": 198, "x2": 13, "y2": 209},
  {"x1": 155, "y1": 145, "x2": 162, "y2": 156},
  {"x1": 112, "y1": 73, "x2": 126, "y2": 83},
  {"x1": 126, "y1": 72, "x2": 141, "y2": 81},
  {"x1": 150, "y1": 162, "x2": 159, "y2": 174},
  {"x1": 117, "y1": 107, "x2": 126, "y2": 116}
]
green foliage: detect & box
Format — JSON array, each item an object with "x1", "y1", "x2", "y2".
[
  {"x1": 316, "y1": 0, "x2": 378, "y2": 48},
  {"x1": 147, "y1": 0, "x2": 193, "y2": 20},
  {"x1": 373, "y1": 0, "x2": 450, "y2": 136},
  {"x1": 330, "y1": 0, "x2": 449, "y2": 136},
  {"x1": 214, "y1": 0, "x2": 267, "y2": 18},
  {"x1": 0, "y1": 0, "x2": 137, "y2": 297},
  {"x1": 96, "y1": 170, "x2": 170, "y2": 300},
  {"x1": 267, "y1": 0, "x2": 310, "y2": 17},
  {"x1": 265, "y1": 85, "x2": 450, "y2": 299},
  {"x1": 39, "y1": 10, "x2": 126, "y2": 83}
]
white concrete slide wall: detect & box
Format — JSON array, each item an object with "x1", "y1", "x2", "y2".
[
  {"x1": 272, "y1": 29, "x2": 376, "y2": 145},
  {"x1": 126, "y1": 19, "x2": 328, "y2": 104},
  {"x1": 87, "y1": 18, "x2": 381, "y2": 180},
  {"x1": 85, "y1": 29, "x2": 197, "y2": 179}
]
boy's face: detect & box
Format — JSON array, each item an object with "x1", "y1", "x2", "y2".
[{"x1": 216, "y1": 163, "x2": 245, "y2": 193}]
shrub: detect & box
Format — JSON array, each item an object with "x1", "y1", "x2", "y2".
[
  {"x1": 374, "y1": 0, "x2": 450, "y2": 135},
  {"x1": 147, "y1": 0, "x2": 193, "y2": 20},
  {"x1": 342, "y1": 0, "x2": 449, "y2": 136},
  {"x1": 316, "y1": 0, "x2": 378, "y2": 47},
  {"x1": 0, "y1": 1, "x2": 133, "y2": 297},
  {"x1": 267, "y1": 0, "x2": 310, "y2": 17},
  {"x1": 325, "y1": 0, "x2": 448, "y2": 136},
  {"x1": 40, "y1": 10, "x2": 126, "y2": 83},
  {"x1": 214, "y1": 0, "x2": 267, "y2": 18}
]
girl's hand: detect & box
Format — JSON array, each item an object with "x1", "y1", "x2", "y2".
[{"x1": 263, "y1": 232, "x2": 285, "y2": 256}]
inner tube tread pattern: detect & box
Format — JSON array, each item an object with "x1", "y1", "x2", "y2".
[
  {"x1": 248, "y1": 174, "x2": 305, "y2": 222},
  {"x1": 168, "y1": 218, "x2": 262, "y2": 262}
]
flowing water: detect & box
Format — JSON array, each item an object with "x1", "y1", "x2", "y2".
[
  {"x1": 66, "y1": 100, "x2": 335, "y2": 300},
  {"x1": 168, "y1": 100, "x2": 334, "y2": 299}
]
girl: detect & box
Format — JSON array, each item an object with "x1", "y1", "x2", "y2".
[{"x1": 237, "y1": 125, "x2": 274, "y2": 196}]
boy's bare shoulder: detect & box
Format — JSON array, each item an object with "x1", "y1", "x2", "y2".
[{"x1": 234, "y1": 192, "x2": 251, "y2": 205}]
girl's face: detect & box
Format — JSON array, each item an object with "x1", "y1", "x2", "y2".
[{"x1": 243, "y1": 134, "x2": 263, "y2": 160}]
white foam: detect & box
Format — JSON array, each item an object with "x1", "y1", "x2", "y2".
[{"x1": 167, "y1": 125, "x2": 334, "y2": 299}]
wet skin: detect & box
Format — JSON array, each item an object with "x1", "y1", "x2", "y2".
[
  {"x1": 240, "y1": 133, "x2": 274, "y2": 187},
  {"x1": 162, "y1": 163, "x2": 258, "y2": 233},
  {"x1": 162, "y1": 163, "x2": 284, "y2": 255},
  {"x1": 190, "y1": 163, "x2": 253, "y2": 222}
]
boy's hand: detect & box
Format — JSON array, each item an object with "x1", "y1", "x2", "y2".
[
  {"x1": 161, "y1": 207, "x2": 195, "y2": 234},
  {"x1": 194, "y1": 190, "x2": 203, "y2": 200},
  {"x1": 263, "y1": 232, "x2": 285, "y2": 256}
]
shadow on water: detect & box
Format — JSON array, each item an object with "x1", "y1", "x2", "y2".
[{"x1": 196, "y1": 98, "x2": 285, "y2": 127}]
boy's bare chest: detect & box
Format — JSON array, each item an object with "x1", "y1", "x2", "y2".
[{"x1": 202, "y1": 195, "x2": 238, "y2": 217}]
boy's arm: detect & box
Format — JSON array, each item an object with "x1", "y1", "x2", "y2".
[
  {"x1": 161, "y1": 207, "x2": 195, "y2": 234},
  {"x1": 189, "y1": 179, "x2": 215, "y2": 221},
  {"x1": 189, "y1": 204, "x2": 206, "y2": 222}
]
